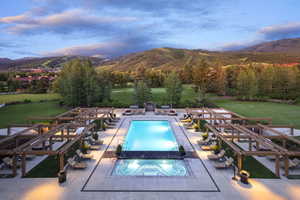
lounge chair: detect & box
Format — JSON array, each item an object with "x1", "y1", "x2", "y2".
[
  {"x1": 67, "y1": 158, "x2": 87, "y2": 169},
  {"x1": 133, "y1": 108, "x2": 145, "y2": 115},
  {"x1": 86, "y1": 136, "x2": 103, "y2": 145},
  {"x1": 109, "y1": 113, "x2": 120, "y2": 121},
  {"x1": 104, "y1": 121, "x2": 115, "y2": 129},
  {"x1": 104, "y1": 119, "x2": 116, "y2": 126},
  {"x1": 183, "y1": 121, "x2": 196, "y2": 129},
  {"x1": 214, "y1": 157, "x2": 234, "y2": 169},
  {"x1": 76, "y1": 150, "x2": 93, "y2": 159},
  {"x1": 168, "y1": 109, "x2": 177, "y2": 116},
  {"x1": 122, "y1": 109, "x2": 133, "y2": 116},
  {"x1": 208, "y1": 150, "x2": 226, "y2": 160},
  {"x1": 181, "y1": 118, "x2": 192, "y2": 123},
  {"x1": 197, "y1": 135, "x2": 212, "y2": 145},
  {"x1": 201, "y1": 142, "x2": 218, "y2": 151},
  {"x1": 84, "y1": 141, "x2": 100, "y2": 150},
  {"x1": 180, "y1": 113, "x2": 192, "y2": 120},
  {"x1": 2, "y1": 157, "x2": 20, "y2": 168}
]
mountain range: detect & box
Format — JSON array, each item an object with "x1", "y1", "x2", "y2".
[{"x1": 1, "y1": 38, "x2": 300, "y2": 72}]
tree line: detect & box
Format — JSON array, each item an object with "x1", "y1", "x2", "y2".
[{"x1": 48, "y1": 58, "x2": 300, "y2": 107}]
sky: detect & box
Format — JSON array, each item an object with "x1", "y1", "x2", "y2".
[{"x1": 1, "y1": 0, "x2": 300, "y2": 59}]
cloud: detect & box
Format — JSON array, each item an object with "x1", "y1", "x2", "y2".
[
  {"x1": 259, "y1": 22, "x2": 300, "y2": 40},
  {"x1": 0, "y1": 14, "x2": 30, "y2": 23},
  {"x1": 42, "y1": 42, "x2": 125, "y2": 57},
  {"x1": 218, "y1": 39, "x2": 263, "y2": 51},
  {"x1": 0, "y1": 9, "x2": 137, "y2": 35},
  {"x1": 83, "y1": 0, "x2": 219, "y2": 16},
  {"x1": 219, "y1": 22, "x2": 300, "y2": 51},
  {"x1": 42, "y1": 34, "x2": 160, "y2": 58}
]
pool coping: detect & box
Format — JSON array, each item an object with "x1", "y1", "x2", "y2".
[
  {"x1": 122, "y1": 119, "x2": 180, "y2": 151},
  {"x1": 81, "y1": 116, "x2": 221, "y2": 193}
]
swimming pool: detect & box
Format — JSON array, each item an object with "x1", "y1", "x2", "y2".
[
  {"x1": 123, "y1": 120, "x2": 178, "y2": 151},
  {"x1": 112, "y1": 159, "x2": 188, "y2": 176}
]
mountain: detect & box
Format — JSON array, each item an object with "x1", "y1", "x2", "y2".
[
  {"x1": 0, "y1": 56, "x2": 106, "y2": 71},
  {"x1": 241, "y1": 38, "x2": 300, "y2": 53},
  {"x1": 98, "y1": 47, "x2": 300, "y2": 72}
]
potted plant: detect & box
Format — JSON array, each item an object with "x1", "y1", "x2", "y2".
[
  {"x1": 58, "y1": 170, "x2": 67, "y2": 183},
  {"x1": 179, "y1": 145, "x2": 186, "y2": 157},
  {"x1": 81, "y1": 143, "x2": 89, "y2": 154},
  {"x1": 116, "y1": 144, "x2": 122, "y2": 157},
  {"x1": 92, "y1": 133, "x2": 99, "y2": 141}
]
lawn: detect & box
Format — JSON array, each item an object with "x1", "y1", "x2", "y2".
[
  {"x1": 0, "y1": 101, "x2": 67, "y2": 128},
  {"x1": 110, "y1": 85, "x2": 199, "y2": 107},
  {"x1": 212, "y1": 99, "x2": 300, "y2": 129},
  {"x1": 0, "y1": 93, "x2": 61, "y2": 104}
]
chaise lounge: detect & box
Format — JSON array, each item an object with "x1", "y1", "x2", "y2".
[{"x1": 67, "y1": 158, "x2": 87, "y2": 169}]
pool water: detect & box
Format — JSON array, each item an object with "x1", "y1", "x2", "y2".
[
  {"x1": 123, "y1": 120, "x2": 178, "y2": 151},
  {"x1": 112, "y1": 159, "x2": 188, "y2": 176}
]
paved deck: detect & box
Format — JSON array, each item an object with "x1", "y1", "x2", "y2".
[{"x1": 0, "y1": 109, "x2": 300, "y2": 200}]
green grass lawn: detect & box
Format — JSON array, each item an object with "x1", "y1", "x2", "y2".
[
  {"x1": 0, "y1": 93, "x2": 61, "y2": 104},
  {"x1": 213, "y1": 99, "x2": 300, "y2": 129},
  {"x1": 0, "y1": 101, "x2": 67, "y2": 128},
  {"x1": 111, "y1": 85, "x2": 198, "y2": 107}
]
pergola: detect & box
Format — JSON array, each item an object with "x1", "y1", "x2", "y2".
[
  {"x1": 0, "y1": 107, "x2": 113, "y2": 177},
  {"x1": 187, "y1": 107, "x2": 299, "y2": 177}
]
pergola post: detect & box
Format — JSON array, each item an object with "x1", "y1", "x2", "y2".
[
  {"x1": 237, "y1": 154, "x2": 243, "y2": 173},
  {"x1": 49, "y1": 137, "x2": 53, "y2": 150},
  {"x1": 275, "y1": 155, "x2": 280, "y2": 177},
  {"x1": 256, "y1": 141, "x2": 260, "y2": 150},
  {"x1": 21, "y1": 153, "x2": 26, "y2": 177},
  {"x1": 283, "y1": 140, "x2": 287, "y2": 149},
  {"x1": 59, "y1": 153, "x2": 64, "y2": 172},
  {"x1": 249, "y1": 138, "x2": 252, "y2": 151},
  {"x1": 61, "y1": 129, "x2": 64, "y2": 141},
  {"x1": 12, "y1": 154, "x2": 17, "y2": 177},
  {"x1": 284, "y1": 156, "x2": 289, "y2": 177},
  {"x1": 67, "y1": 127, "x2": 70, "y2": 142},
  {"x1": 7, "y1": 126, "x2": 11, "y2": 136}
]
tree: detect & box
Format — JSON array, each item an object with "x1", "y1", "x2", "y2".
[
  {"x1": 54, "y1": 59, "x2": 101, "y2": 107},
  {"x1": 133, "y1": 80, "x2": 152, "y2": 107},
  {"x1": 192, "y1": 59, "x2": 211, "y2": 102},
  {"x1": 164, "y1": 71, "x2": 183, "y2": 107},
  {"x1": 215, "y1": 65, "x2": 227, "y2": 96},
  {"x1": 258, "y1": 65, "x2": 275, "y2": 97},
  {"x1": 236, "y1": 67, "x2": 258, "y2": 99},
  {"x1": 182, "y1": 63, "x2": 193, "y2": 84}
]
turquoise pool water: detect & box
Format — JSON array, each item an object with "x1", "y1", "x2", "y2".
[
  {"x1": 123, "y1": 120, "x2": 178, "y2": 151},
  {"x1": 112, "y1": 159, "x2": 188, "y2": 176}
]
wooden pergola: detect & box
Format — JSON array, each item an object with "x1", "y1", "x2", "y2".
[
  {"x1": 187, "y1": 107, "x2": 299, "y2": 177},
  {"x1": 0, "y1": 107, "x2": 113, "y2": 177}
]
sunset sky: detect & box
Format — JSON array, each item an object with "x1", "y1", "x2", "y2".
[{"x1": 1, "y1": 0, "x2": 300, "y2": 58}]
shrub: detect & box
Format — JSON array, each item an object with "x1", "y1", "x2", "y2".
[
  {"x1": 23, "y1": 99, "x2": 32, "y2": 103},
  {"x1": 179, "y1": 145, "x2": 186, "y2": 156},
  {"x1": 199, "y1": 120, "x2": 208, "y2": 132},
  {"x1": 92, "y1": 133, "x2": 99, "y2": 141},
  {"x1": 116, "y1": 144, "x2": 122, "y2": 156}
]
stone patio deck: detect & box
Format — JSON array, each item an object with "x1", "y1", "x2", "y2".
[{"x1": 0, "y1": 109, "x2": 300, "y2": 200}]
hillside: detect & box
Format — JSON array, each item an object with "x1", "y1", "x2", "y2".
[
  {"x1": 98, "y1": 47, "x2": 300, "y2": 72},
  {"x1": 0, "y1": 56, "x2": 105, "y2": 71},
  {"x1": 242, "y1": 38, "x2": 300, "y2": 53}
]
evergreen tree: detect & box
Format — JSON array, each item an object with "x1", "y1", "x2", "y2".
[
  {"x1": 164, "y1": 72, "x2": 183, "y2": 107},
  {"x1": 133, "y1": 80, "x2": 152, "y2": 107}
]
